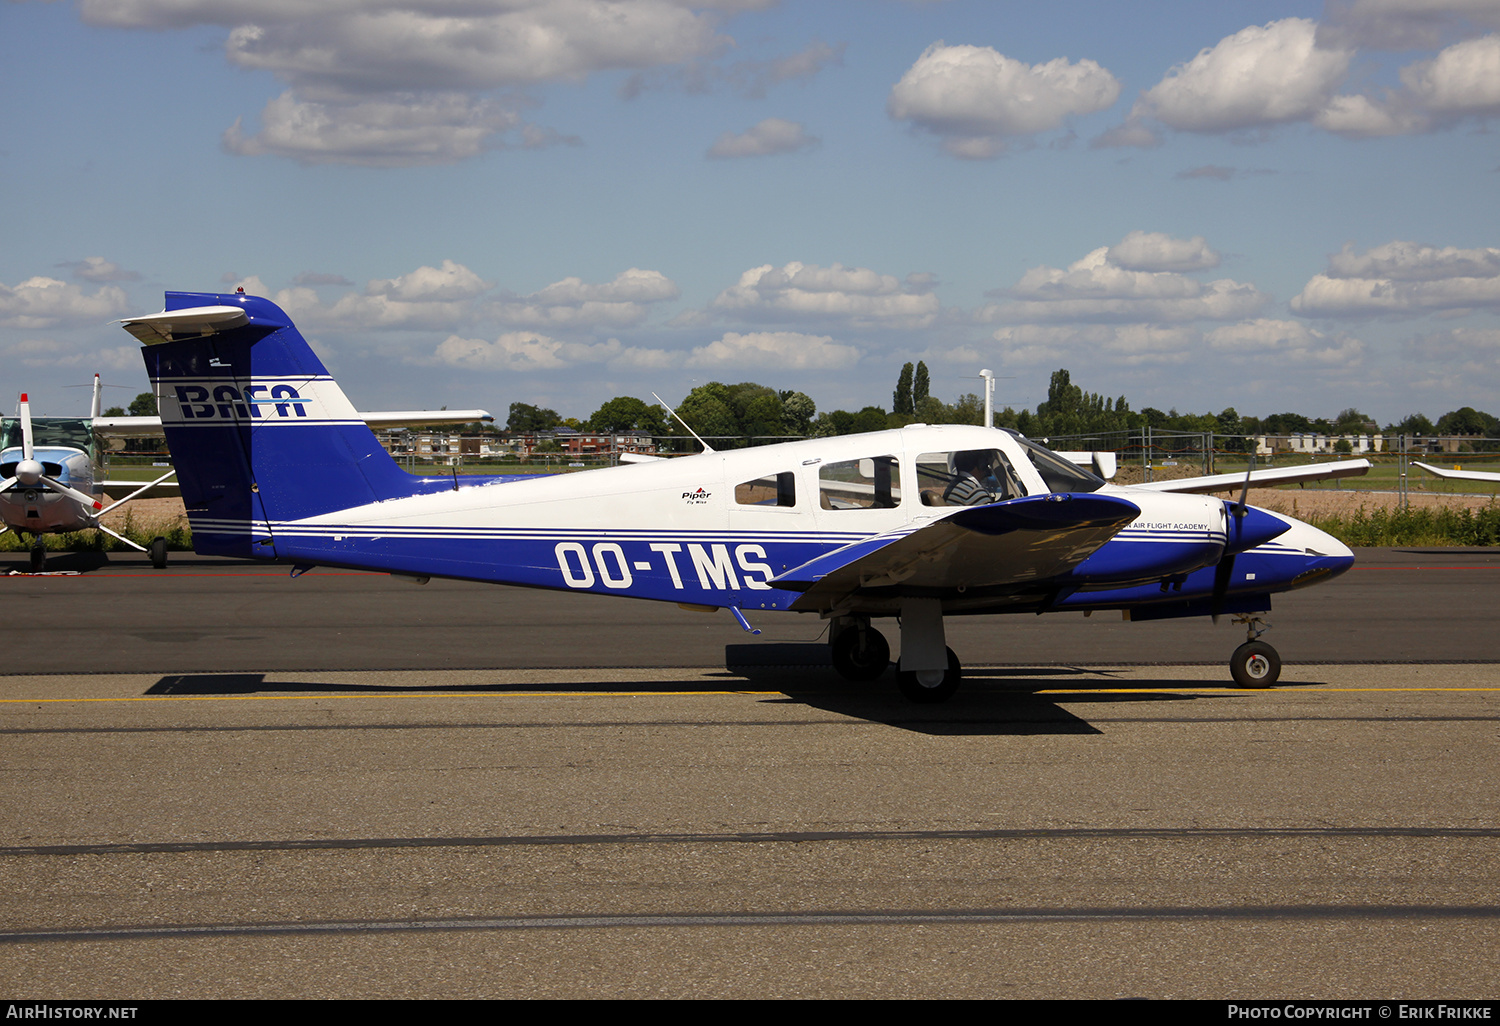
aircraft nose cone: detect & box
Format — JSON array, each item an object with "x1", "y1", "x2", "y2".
[{"x1": 14, "y1": 459, "x2": 42, "y2": 486}]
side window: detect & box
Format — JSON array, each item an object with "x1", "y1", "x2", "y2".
[
  {"x1": 819, "y1": 456, "x2": 902, "y2": 510},
  {"x1": 915, "y1": 449, "x2": 1022, "y2": 507},
  {"x1": 735, "y1": 471, "x2": 796, "y2": 508}
]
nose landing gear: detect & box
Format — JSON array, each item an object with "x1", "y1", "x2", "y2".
[{"x1": 1229, "y1": 614, "x2": 1280, "y2": 687}]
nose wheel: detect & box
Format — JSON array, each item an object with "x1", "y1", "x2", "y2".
[
  {"x1": 1230, "y1": 640, "x2": 1280, "y2": 687},
  {"x1": 29, "y1": 543, "x2": 46, "y2": 573}
]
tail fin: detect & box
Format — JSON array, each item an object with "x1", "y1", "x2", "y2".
[{"x1": 123, "y1": 292, "x2": 425, "y2": 558}]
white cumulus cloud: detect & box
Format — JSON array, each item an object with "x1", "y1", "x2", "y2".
[
  {"x1": 685, "y1": 331, "x2": 861, "y2": 370},
  {"x1": 1400, "y1": 34, "x2": 1500, "y2": 114},
  {"x1": 1293, "y1": 240, "x2": 1500, "y2": 317},
  {"x1": 1206, "y1": 318, "x2": 1366, "y2": 365},
  {"x1": 60, "y1": 257, "x2": 141, "y2": 283},
  {"x1": 990, "y1": 323, "x2": 1201, "y2": 366},
  {"x1": 223, "y1": 91, "x2": 530, "y2": 167},
  {"x1": 1317, "y1": 0, "x2": 1500, "y2": 51},
  {"x1": 1132, "y1": 18, "x2": 1353, "y2": 134},
  {"x1": 1106, "y1": 231, "x2": 1220, "y2": 273},
  {"x1": 888, "y1": 42, "x2": 1120, "y2": 158},
  {"x1": 489, "y1": 268, "x2": 681, "y2": 329},
  {"x1": 433, "y1": 332, "x2": 669, "y2": 372},
  {"x1": 82, "y1": 1, "x2": 733, "y2": 166},
  {"x1": 0, "y1": 277, "x2": 131, "y2": 330},
  {"x1": 711, "y1": 261, "x2": 940, "y2": 328},
  {"x1": 982, "y1": 243, "x2": 1267, "y2": 324},
  {"x1": 706, "y1": 118, "x2": 818, "y2": 158}
]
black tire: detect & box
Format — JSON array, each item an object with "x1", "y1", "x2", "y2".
[
  {"x1": 149, "y1": 536, "x2": 168, "y2": 569},
  {"x1": 897, "y1": 647, "x2": 962, "y2": 704},
  {"x1": 831, "y1": 626, "x2": 890, "y2": 682},
  {"x1": 1230, "y1": 640, "x2": 1281, "y2": 688},
  {"x1": 29, "y1": 545, "x2": 45, "y2": 573}
]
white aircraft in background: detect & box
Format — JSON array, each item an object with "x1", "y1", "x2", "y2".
[
  {"x1": 0, "y1": 388, "x2": 177, "y2": 571},
  {"x1": 122, "y1": 291, "x2": 1367, "y2": 701},
  {"x1": 1413, "y1": 461, "x2": 1500, "y2": 484},
  {"x1": 2, "y1": 374, "x2": 494, "y2": 572}
]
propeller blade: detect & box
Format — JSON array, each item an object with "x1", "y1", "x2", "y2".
[
  {"x1": 1235, "y1": 448, "x2": 1256, "y2": 513},
  {"x1": 38, "y1": 474, "x2": 103, "y2": 511},
  {"x1": 0, "y1": 477, "x2": 17, "y2": 494},
  {"x1": 1211, "y1": 552, "x2": 1234, "y2": 624},
  {"x1": 19, "y1": 394, "x2": 33, "y2": 462}
]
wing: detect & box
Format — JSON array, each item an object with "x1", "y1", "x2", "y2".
[
  {"x1": 101, "y1": 477, "x2": 181, "y2": 500},
  {"x1": 771, "y1": 493, "x2": 1140, "y2": 613},
  {"x1": 1137, "y1": 458, "x2": 1371, "y2": 494},
  {"x1": 1413, "y1": 461, "x2": 1500, "y2": 483}
]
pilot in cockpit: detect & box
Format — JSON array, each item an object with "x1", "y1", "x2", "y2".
[{"x1": 944, "y1": 450, "x2": 1000, "y2": 506}]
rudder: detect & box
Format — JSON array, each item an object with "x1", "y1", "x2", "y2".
[{"x1": 124, "y1": 291, "x2": 426, "y2": 558}]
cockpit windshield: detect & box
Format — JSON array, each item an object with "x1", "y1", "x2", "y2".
[
  {"x1": 1, "y1": 417, "x2": 93, "y2": 455},
  {"x1": 1011, "y1": 434, "x2": 1106, "y2": 493}
]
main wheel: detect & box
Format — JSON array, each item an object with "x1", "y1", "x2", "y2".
[
  {"x1": 1230, "y1": 640, "x2": 1281, "y2": 688},
  {"x1": 149, "y1": 536, "x2": 168, "y2": 569},
  {"x1": 29, "y1": 545, "x2": 45, "y2": 573},
  {"x1": 831, "y1": 626, "x2": 890, "y2": 681},
  {"x1": 897, "y1": 647, "x2": 962, "y2": 704}
]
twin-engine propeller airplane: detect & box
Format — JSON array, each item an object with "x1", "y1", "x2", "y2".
[{"x1": 122, "y1": 291, "x2": 1361, "y2": 702}]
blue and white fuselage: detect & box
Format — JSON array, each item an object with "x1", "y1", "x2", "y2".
[{"x1": 124, "y1": 291, "x2": 1354, "y2": 697}]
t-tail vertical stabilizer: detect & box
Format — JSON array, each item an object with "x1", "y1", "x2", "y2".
[{"x1": 124, "y1": 292, "x2": 427, "y2": 559}]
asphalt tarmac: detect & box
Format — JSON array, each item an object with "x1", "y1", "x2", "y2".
[
  {"x1": 2, "y1": 547, "x2": 1498, "y2": 999},
  {"x1": 3, "y1": 545, "x2": 1498, "y2": 673}
]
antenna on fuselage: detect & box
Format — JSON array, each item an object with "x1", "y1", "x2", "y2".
[{"x1": 652, "y1": 392, "x2": 715, "y2": 454}]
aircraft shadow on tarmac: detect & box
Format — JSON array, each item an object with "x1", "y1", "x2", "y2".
[
  {"x1": 144, "y1": 667, "x2": 1238, "y2": 738},
  {"x1": 1, "y1": 550, "x2": 235, "y2": 574},
  {"x1": 748, "y1": 667, "x2": 1233, "y2": 737}
]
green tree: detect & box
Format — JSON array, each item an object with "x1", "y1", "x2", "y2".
[
  {"x1": 506, "y1": 402, "x2": 562, "y2": 433},
  {"x1": 1437, "y1": 407, "x2": 1497, "y2": 437},
  {"x1": 893, "y1": 362, "x2": 914, "y2": 416},
  {"x1": 586, "y1": 396, "x2": 666, "y2": 435},
  {"x1": 913, "y1": 361, "x2": 930, "y2": 406},
  {"x1": 128, "y1": 392, "x2": 157, "y2": 417},
  {"x1": 779, "y1": 390, "x2": 816, "y2": 434},
  {"x1": 1388, "y1": 413, "x2": 1434, "y2": 436}
]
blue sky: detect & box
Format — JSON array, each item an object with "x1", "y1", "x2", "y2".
[{"x1": 3, "y1": 0, "x2": 1498, "y2": 426}]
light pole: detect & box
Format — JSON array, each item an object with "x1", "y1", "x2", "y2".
[{"x1": 979, "y1": 368, "x2": 994, "y2": 429}]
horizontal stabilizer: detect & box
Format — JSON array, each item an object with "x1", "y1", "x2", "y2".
[
  {"x1": 773, "y1": 492, "x2": 1140, "y2": 610},
  {"x1": 1138, "y1": 459, "x2": 1371, "y2": 494},
  {"x1": 120, "y1": 306, "x2": 250, "y2": 344}
]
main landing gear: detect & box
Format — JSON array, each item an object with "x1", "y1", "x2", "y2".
[
  {"x1": 1228, "y1": 614, "x2": 1280, "y2": 688},
  {"x1": 830, "y1": 619, "x2": 890, "y2": 682},
  {"x1": 830, "y1": 600, "x2": 965, "y2": 704}
]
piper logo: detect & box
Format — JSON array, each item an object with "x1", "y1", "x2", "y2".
[{"x1": 682, "y1": 487, "x2": 711, "y2": 504}]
